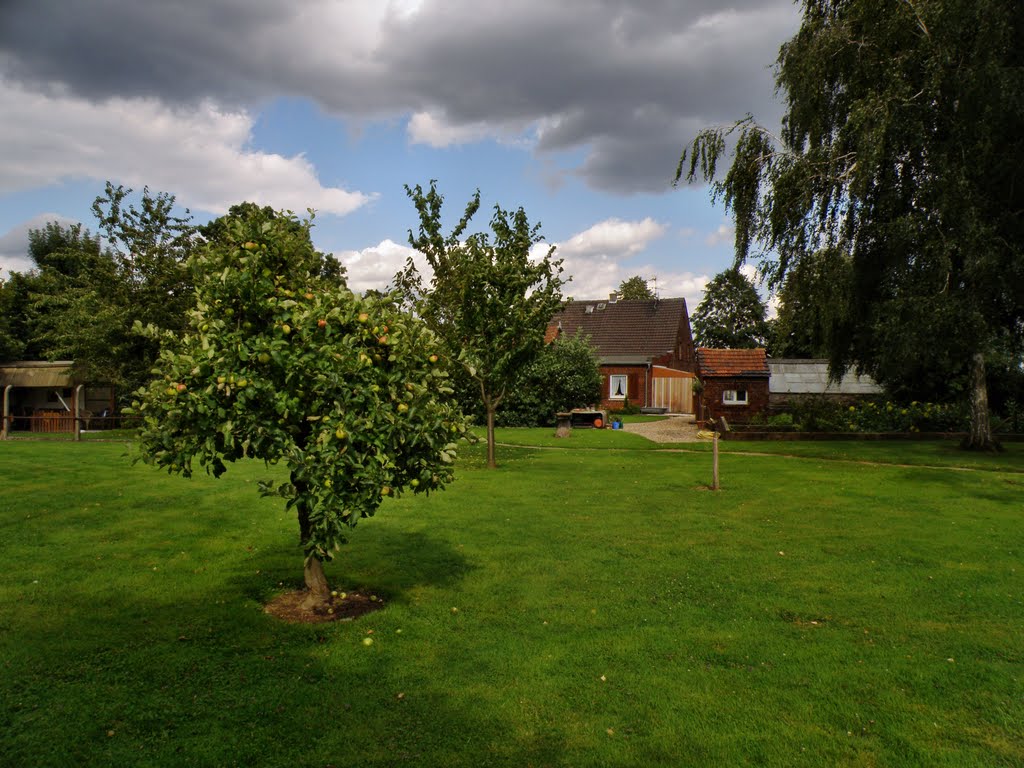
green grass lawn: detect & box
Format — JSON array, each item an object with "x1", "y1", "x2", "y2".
[{"x1": 2, "y1": 438, "x2": 1022, "y2": 767}]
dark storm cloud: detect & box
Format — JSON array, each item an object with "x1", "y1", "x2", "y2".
[{"x1": 0, "y1": 0, "x2": 799, "y2": 193}]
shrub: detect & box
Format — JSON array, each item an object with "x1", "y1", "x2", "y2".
[
  {"x1": 787, "y1": 397, "x2": 967, "y2": 433},
  {"x1": 494, "y1": 334, "x2": 603, "y2": 427},
  {"x1": 767, "y1": 412, "x2": 794, "y2": 428}
]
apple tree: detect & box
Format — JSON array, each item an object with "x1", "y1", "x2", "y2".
[{"x1": 131, "y1": 208, "x2": 467, "y2": 612}]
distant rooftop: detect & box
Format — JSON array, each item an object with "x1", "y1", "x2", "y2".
[
  {"x1": 548, "y1": 298, "x2": 689, "y2": 359},
  {"x1": 768, "y1": 359, "x2": 882, "y2": 395},
  {"x1": 696, "y1": 348, "x2": 769, "y2": 377}
]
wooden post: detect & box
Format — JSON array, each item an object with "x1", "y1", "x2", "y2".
[
  {"x1": 74, "y1": 384, "x2": 84, "y2": 442},
  {"x1": 712, "y1": 431, "x2": 720, "y2": 491},
  {"x1": 1, "y1": 385, "x2": 11, "y2": 440}
]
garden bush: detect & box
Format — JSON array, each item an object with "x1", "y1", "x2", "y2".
[
  {"x1": 462, "y1": 334, "x2": 602, "y2": 428},
  {"x1": 782, "y1": 397, "x2": 968, "y2": 433}
]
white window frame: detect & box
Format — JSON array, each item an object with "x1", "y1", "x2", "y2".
[
  {"x1": 608, "y1": 374, "x2": 628, "y2": 400},
  {"x1": 723, "y1": 388, "x2": 748, "y2": 405}
]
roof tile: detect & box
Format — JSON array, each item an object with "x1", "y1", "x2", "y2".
[
  {"x1": 548, "y1": 298, "x2": 688, "y2": 358},
  {"x1": 696, "y1": 348, "x2": 769, "y2": 377}
]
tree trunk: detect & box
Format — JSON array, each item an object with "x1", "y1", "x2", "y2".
[
  {"x1": 480, "y1": 382, "x2": 502, "y2": 470},
  {"x1": 961, "y1": 351, "x2": 1002, "y2": 452},
  {"x1": 301, "y1": 556, "x2": 331, "y2": 612},
  {"x1": 486, "y1": 404, "x2": 497, "y2": 469},
  {"x1": 293, "y1": 469, "x2": 332, "y2": 612}
]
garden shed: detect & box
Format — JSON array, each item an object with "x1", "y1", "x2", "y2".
[{"x1": 696, "y1": 348, "x2": 770, "y2": 424}]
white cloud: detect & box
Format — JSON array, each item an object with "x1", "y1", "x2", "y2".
[
  {"x1": 0, "y1": 212, "x2": 80, "y2": 276},
  {"x1": 561, "y1": 263, "x2": 709, "y2": 312},
  {"x1": 557, "y1": 217, "x2": 666, "y2": 260},
  {"x1": 545, "y1": 217, "x2": 708, "y2": 309},
  {"x1": 0, "y1": 79, "x2": 374, "y2": 217},
  {"x1": 738, "y1": 261, "x2": 760, "y2": 283},
  {"x1": 335, "y1": 215, "x2": 712, "y2": 310},
  {"x1": 705, "y1": 222, "x2": 733, "y2": 247},
  {"x1": 407, "y1": 111, "x2": 495, "y2": 147},
  {"x1": 337, "y1": 238, "x2": 425, "y2": 293}
]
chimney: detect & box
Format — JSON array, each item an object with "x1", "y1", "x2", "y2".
[{"x1": 609, "y1": 291, "x2": 618, "y2": 303}]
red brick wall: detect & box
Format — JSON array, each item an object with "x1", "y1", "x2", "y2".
[
  {"x1": 674, "y1": 310, "x2": 697, "y2": 372},
  {"x1": 599, "y1": 365, "x2": 651, "y2": 411},
  {"x1": 700, "y1": 377, "x2": 769, "y2": 423}
]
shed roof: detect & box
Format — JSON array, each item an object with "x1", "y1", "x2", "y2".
[
  {"x1": 696, "y1": 348, "x2": 769, "y2": 378},
  {"x1": 768, "y1": 359, "x2": 882, "y2": 394},
  {"x1": 0, "y1": 361, "x2": 79, "y2": 388},
  {"x1": 547, "y1": 298, "x2": 688, "y2": 359}
]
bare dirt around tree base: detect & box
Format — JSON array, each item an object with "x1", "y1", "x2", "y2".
[{"x1": 264, "y1": 589, "x2": 385, "y2": 624}]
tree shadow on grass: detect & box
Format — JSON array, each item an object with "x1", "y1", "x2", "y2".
[
  {"x1": 3, "y1": 565, "x2": 565, "y2": 768},
  {"x1": 895, "y1": 465, "x2": 1024, "y2": 506},
  {"x1": 226, "y1": 528, "x2": 477, "y2": 612}
]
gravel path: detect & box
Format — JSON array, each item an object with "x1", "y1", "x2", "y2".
[{"x1": 622, "y1": 415, "x2": 705, "y2": 443}]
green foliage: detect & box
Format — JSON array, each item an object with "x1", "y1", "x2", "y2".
[
  {"x1": 616, "y1": 275, "x2": 655, "y2": 300},
  {"x1": 22, "y1": 185, "x2": 196, "y2": 398},
  {"x1": 679, "y1": 0, "x2": 1024, "y2": 449},
  {"x1": 198, "y1": 202, "x2": 346, "y2": 285},
  {"x1": 691, "y1": 267, "x2": 769, "y2": 348},
  {"x1": 494, "y1": 334, "x2": 603, "y2": 427},
  {"x1": 397, "y1": 181, "x2": 565, "y2": 466},
  {"x1": 780, "y1": 398, "x2": 967, "y2": 433},
  {"x1": 766, "y1": 412, "x2": 794, "y2": 428},
  {"x1": 131, "y1": 207, "x2": 468, "y2": 564},
  {"x1": 0, "y1": 276, "x2": 32, "y2": 361},
  {"x1": 767, "y1": 248, "x2": 851, "y2": 358}
]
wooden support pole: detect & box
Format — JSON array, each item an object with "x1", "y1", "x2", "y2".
[
  {"x1": 712, "y1": 431, "x2": 720, "y2": 491},
  {"x1": 1, "y1": 385, "x2": 11, "y2": 440},
  {"x1": 74, "y1": 384, "x2": 84, "y2": 442}
]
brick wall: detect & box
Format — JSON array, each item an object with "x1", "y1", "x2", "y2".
[
  {"x1": 700, "y1": 377, "x2": 769, "y2": 423},
  {"x1": 599, "y1": 365, "x2": 651, "y2": 411}
]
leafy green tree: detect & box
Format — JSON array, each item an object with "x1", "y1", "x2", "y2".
[
  {"x1": 691, "y1": 268, "x2": 769, "y2": 349},
  {"x1": 29, "y1": 222, "x2": 122, "y2": 376},
  {"x1": 679, "y1": 0, "x2": 1023, "y2": 450},
  {"x1": 0, "y1": 222, "x2": 113, "y2": 363},
  {"x1": 27, "y1": 221, "x2": 106, "y2": 278},
  {"x1": 493, "y1": 334, "x2": 603, "y2": 427},
  {"x1": 31, "y1": 185, "x2": 196, "y2": 398},
  {"x1": 397, "y1": 181, "x2": 565, "y2": 468},
  {"x1": 767, "y1": 248, "x2": 851, "y2": 359},
  {"x1": 0, "y1": 274, "x2": 39, "y2": 361},
  {"x1": 198, "y1": 202, "x2": 346, "y2": 285},
  {"x1": 616, "y1": 275, "x2": 654, "y2": 300},
  {"x1": 132, "y1": 207, "x2": 467, "y2": 613}
]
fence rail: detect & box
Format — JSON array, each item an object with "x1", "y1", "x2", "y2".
[{"x1": 2, "y1": 413, "x2": 141, "y2": 439}]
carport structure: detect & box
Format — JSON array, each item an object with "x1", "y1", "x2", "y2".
[{"x1": 0, "y1": 361, "x2": 114, "y2": 440}]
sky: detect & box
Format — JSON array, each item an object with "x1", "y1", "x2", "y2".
[{"x1": 0, "y1": 0, "x2": 801, "y2": 311}]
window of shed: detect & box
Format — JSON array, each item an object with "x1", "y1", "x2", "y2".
[
  {"x1": 609, "y1": 375, "x2": 628, "y2": 399},
  {"x1": 723, "y1": 389, "x2": 748, "y2": 405}
]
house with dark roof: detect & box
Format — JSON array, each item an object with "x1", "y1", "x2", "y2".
[
  {"x1": 696, "y1": 348, "x2": 770, "y2": 423},
  {"x1": 546, "y1": 295, "x2": 697, "y2": 412}
]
